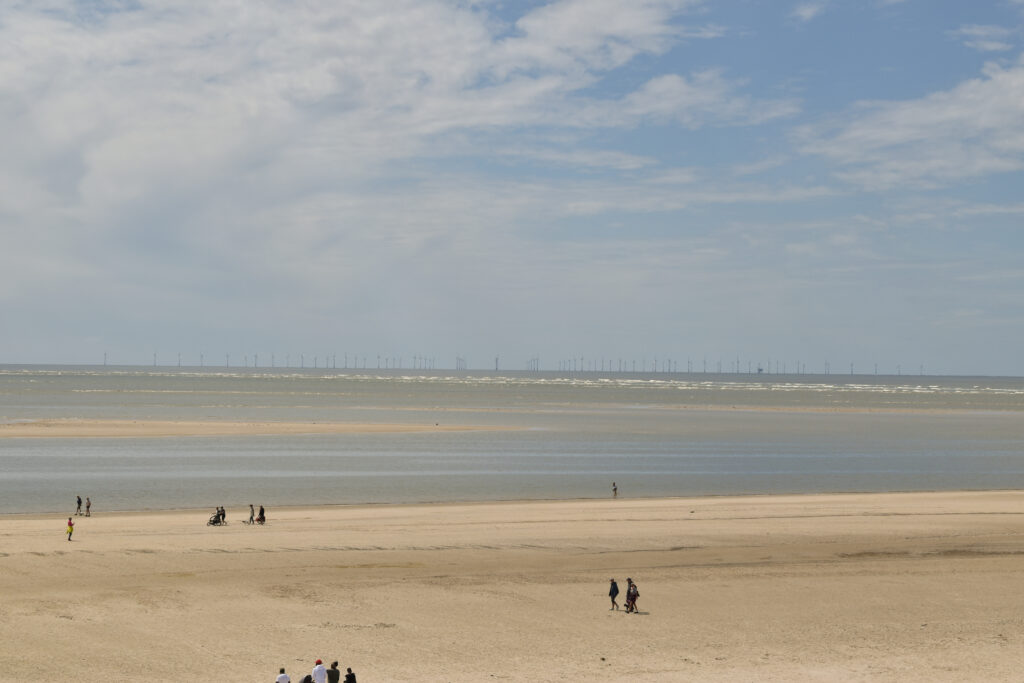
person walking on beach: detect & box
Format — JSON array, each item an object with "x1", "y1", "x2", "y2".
[
  {"x1": 66, "y1": 517, "x2": 74, "y2": 541},
  {"x1": 248, "y1": 504, "x2": 255, "y2": 525},
  {"x1": 76, "y1": 495, "x2": 82, "y2": 515},
  {"x1": 275, "y1": 667, "x2": 290, "y2": 683},
  {"x1": 258, "y1": 504, "x2": 266, "y2": 524},
  {"x1": 312, "y1": 659, "x2": 327, "y2": 683},
  {"x1": 625, "y1": 578, "x2": 639, "y2": 613},
  {"x1": 609, "y1": 578, "x2": 619, "y2": 610},
  {"x1": 327, "y1": 662, "x2": 341, "y2": 683},
  {"x1": 85, "y1": 497, "x2": 91, "y2": 516}
]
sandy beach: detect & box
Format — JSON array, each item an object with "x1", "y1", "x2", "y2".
[{"x1": 2, "y1": 492, "x2": 1022, "y2": 681}]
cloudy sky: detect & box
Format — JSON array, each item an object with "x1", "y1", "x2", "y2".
[{"x1": 2, "y1": 0, "x2": 1024, "y2": 375}]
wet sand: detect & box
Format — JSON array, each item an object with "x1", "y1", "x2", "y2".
[{"x1": 1, "y1": 492, "x2": 1022, "y2": 681}]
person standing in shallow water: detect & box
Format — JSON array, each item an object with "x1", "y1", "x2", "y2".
[
  {"x1": 612, "y1": 482, "x2": 617, "y2": 498},
  {"x1": 76, "y1": 495, "x2": 82, "y2": 515},
  {"x1": 85, "y1": 497, "x2": 91, "y2": 516},
  {"x1": 66, "y1": 517, "x2": 74, "y2": 541}
]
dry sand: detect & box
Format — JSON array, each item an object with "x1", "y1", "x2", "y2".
[
  {"x1": 0, "y1": 419, "x2": 510, "y2": 438},
  {"x1": 1, "y1": 492, "x2": 1022, "y2": 682}
]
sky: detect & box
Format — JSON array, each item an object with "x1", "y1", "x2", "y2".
[{"x1": 2, "y1": 0, "x2": 1024, "y2": 375}]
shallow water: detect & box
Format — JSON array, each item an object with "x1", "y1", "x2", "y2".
[{"x1": 2, "y1": 366, "x2": 1024, "y2": 513}]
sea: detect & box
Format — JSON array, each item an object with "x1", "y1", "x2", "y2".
[{"x1": 2, "y1": 365, "x2": 1024, "y2": 514}]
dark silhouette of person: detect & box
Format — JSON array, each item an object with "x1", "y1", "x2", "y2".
[
  {"x1": 625, "y1": 578, "x2": 639, "y2": 613},
  {"x1": 344, "y1": 668, "x2": 357, "y2": 683},
  {"x1": 76, "y1": 495, "x2": 82, "y2": 515},
  {"x1": 609, "y1": 578, "x2": 619, "y2": 610},
  {"x1": 327, "y1": 662, "x2": 340, "y2": 683}
]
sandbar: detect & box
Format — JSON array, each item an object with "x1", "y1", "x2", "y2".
[{"x1": 1, "y1": 491, "x2": 1023, "y2": 681}]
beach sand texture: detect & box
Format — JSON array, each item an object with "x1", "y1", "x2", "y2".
[{"x1": 2, "y1": 492, "x2": 1023, "y2": 681}]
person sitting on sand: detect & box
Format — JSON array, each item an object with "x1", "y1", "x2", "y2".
[{"x1": 66, "y1": 517, "x2": 74, "y2": 541}]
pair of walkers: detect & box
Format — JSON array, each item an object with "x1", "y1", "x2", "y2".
[
  {"x1": 608, "y1": 577, "x2": 640, "y2": 613},
  {"x1": 277, "y1": 660, "x2": 355, "y2": 683},
  {"x1": 75, "y1": 495, "x2": 92, "y2": 516},
  {"x1": 248, "y1": 503, "x2": 266, "y2": 525}
]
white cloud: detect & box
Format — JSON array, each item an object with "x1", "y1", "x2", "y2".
[
  {"x1": 791, "y1": 2, "x2": 827, "y2": 23},
  {"x1": 602, "y1": 71, "x2": 799, "y2": 128},
  {"x1": 0, "y1": 0, "x2": 796, "y2": 322},
  {"x1": 732, "y1": 157, "x2": 790, "y2": 176},
  {"x1": 495, "y1": 146, "x2": 659, "y2": 171},
  {"x1": 950, "y1": 24, "x2": 1016, "y2": 52},
  {"x1": 800, "y1": 55, "x2": 1024, "y2": 188}
]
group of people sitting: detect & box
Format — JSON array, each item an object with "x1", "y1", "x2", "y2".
[
  {"x1": 208, "y1": 504, "x2": 265, "y2": 526},
  {"x1": 276, "y1": 659, "x2": 355, "y2": 683}
]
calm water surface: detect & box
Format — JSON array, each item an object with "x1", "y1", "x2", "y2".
[{"x1": 2, "y1": 366, "x2": 1023, "y2": 513}]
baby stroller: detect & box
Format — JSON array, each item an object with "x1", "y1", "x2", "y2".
[
  {"x1": 255, "y1": 514, "x2": 266, "y2": 525},
  {"x1": 207, "y1": 512, "x2": 224, "y2": 526}
]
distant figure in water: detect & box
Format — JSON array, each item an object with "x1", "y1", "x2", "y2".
[
  {"x1": 85, "y1": 497, "x2": 91, "y2": 516},
  {"x1": 612, "y1": 482, "x2": 617, "y2": 498},
  {"x1": 76, "y1": 495, "x2": 82, "y2": 516},
  {"x1": 66, "y1": 517, "x2": 74, "y2": 541}
]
